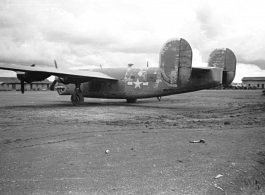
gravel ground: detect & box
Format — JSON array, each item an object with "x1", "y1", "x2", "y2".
[{"x1": 0, "y1": 90, "x2": 265, "y2": 195}]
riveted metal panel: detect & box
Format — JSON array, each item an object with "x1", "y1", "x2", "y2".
[
  {"x1": 225, "y1": 48, "x2": 236, "y2": 72},
  {"x1": 178, "y1": 38, "x2": 192, "y2": 85},
  {"x1": 208, "y1": 48, "x2": 237, "y2": 72},
  {"x1": 208, "y1": 48, "x2": 237, "y2": 85},
  {"x1": 159, "y1": 38, "x2": 192, "y2": 87},
  {"x1": 208, "y1": 48, "x2": 226, "y2": 69}
]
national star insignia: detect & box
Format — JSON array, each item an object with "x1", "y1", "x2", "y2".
[{"x1": 134, "y1": 78, "x2": 142, "y2": 89}]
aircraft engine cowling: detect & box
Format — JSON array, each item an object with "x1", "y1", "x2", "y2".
[
  {"x1": 49, "y1": 76, "x2": 87, "y2": 91},
  {"x1": 58, "y1": 77, "x2": 71, "y2": 85},
  {"x1": 16, "y1": 72, "x2": 51, "y2": 94},
  {"x1": 159, "y1": 38, "x2": 192, "y2": 87},
  {"x1": 17, "y1": 72, "x2": 51, "y2": 83},
  {"x1": 208, "y1": 48, "x2": 237, "y2": 86},
  {"x1": 49, "y1": 77, "x2": 71, "y2": 91}
]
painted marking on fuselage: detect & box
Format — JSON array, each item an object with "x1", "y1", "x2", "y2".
[{"x1": 134, "y1": 78, "x2": 142, "y2": 89}]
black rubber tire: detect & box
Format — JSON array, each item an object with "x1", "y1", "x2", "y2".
[
  {"x1": 126, "y1": 98, "x2": 137, "y2": 103},
  {"x1": 71, "y1": 94, "x2": 81, "y2": 106}
]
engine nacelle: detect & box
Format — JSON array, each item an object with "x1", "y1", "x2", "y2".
[
  {"x1": 58, "y1": 77, "x2": 71, "y2": 85},
  {"x1": 159, "y1": 38, "x2": 192, "y2": 87},
  {"x1": 17, "y1": 72, "x2": 51, "y2": 83},
  {"x1": 208, "y1": 48, "x2": 236, "y2": 86},
  {"x1": 57, "y1": 77, "x2": 91, "y2": 85}
]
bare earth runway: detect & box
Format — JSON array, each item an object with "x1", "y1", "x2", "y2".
[{"x1": 0, "y1": 90, "x2": 265, "y2": 195}]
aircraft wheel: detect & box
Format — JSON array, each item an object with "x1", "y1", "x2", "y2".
[
  {"x1": 71, "y1": 94, "x2": 80, "y2": 106},
  {"x1": 126, "y1": 98, "x2": 137, "y2": 103},
  {"x1": 78, "y1": 92, "x2": 84, "y2": 104},
  {"x1": 71, "y1": 93, "x2": 84, "y2": 106}
]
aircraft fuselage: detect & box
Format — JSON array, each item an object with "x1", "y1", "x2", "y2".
[{"x1": 57, "y1": 66, "x2": 223, "y2": 99}]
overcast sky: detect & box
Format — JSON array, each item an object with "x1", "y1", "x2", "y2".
[{"x1": 0, "y1": 0, "x2": 265, "y2": 82}]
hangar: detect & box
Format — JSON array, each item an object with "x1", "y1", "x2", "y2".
[
  {"x1": 242, "y1": 77, "x2": 265, "y2": 89},
  {"x1": 0, "y1": 77, "x2": 50, "y2": 91}
]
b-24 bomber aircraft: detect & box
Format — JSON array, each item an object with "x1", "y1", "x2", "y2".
[{"x1": 0, "y1": 38, "x2": 236, "y2": 106}]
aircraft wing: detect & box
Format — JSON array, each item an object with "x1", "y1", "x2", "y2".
[{"x1": 0, "y1": 63, "x2": 117, "y2": 81}]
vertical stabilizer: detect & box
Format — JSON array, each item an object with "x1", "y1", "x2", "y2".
[
  {"x1": 208, "y1": 48, "x2": 237, "y2": 86},
  {"x1": 159, "y1": 38, "x2": 192, "y2": 87}
]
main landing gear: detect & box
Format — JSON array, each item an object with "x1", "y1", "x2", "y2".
[
  {"x1": 70, "y1": 83, "x2": 84, "y2": 106},
  {"x1": 126, "y1": 98, "x2": 137, "y2": 103}
]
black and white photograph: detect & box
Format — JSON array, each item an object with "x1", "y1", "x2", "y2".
[{"x1": 0, "y1": 0, "x2": 265, "y2": 194}]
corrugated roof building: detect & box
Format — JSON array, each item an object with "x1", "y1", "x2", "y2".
[
  {"x1": 242, "y1": 77, "x2": 265, "y2": 89},
  {"x1": 0, "y1": 77, "x2": 50, "y2": 91}
]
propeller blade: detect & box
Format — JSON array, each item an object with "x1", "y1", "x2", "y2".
[
  {"x1": 49, "y1": 79, "x2": 58, "y2": 91},
  {"x1": 54, "y1": 60, "x2": 58, "y2": 69},
  {"x1": 21, "y1": 79, "x2": 24, "y2": 94}
]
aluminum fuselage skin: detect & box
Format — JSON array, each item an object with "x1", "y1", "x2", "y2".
[{"x1": 58, "y1": 66, "x2": 223, "y2": 99}]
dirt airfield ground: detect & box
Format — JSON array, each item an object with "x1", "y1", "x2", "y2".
[{"x1": 0, "y1": 90, "x2": 265, "y2": 195}]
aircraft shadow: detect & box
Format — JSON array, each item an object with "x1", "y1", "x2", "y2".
[{"x1": 0, "y1": 98, "x2": 203, "y2": 112}]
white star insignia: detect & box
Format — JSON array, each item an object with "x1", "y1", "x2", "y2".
[{"x1": 134, "y1": 78, "x2": 142, "y2": 89}]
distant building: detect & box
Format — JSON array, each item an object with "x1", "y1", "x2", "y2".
[
  {"x1": 242, "y1": 77, "x2": 265, "y2": 89},
  {"x1": 0, "y1": 77, "x2": 50, "y2": 91}
]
